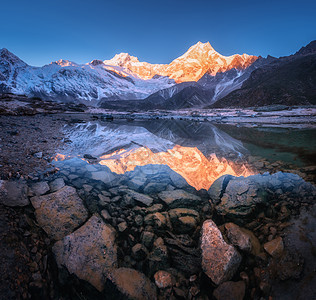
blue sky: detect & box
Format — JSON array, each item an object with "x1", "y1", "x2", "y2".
[{"x1": 1, "y1": 0, "x2": 315, "y2": 66}]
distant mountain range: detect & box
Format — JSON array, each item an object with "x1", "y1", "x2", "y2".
[{"x1": 0, "y1": 41, "x2": 315, "y2": 109}]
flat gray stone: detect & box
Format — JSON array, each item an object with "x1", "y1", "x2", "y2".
[
  {"x1": 31, "y1": 181, "x2": 50, "y2": 196},
  {"x1": 49, "y1": 178, "x2": 65, "y2": 192},
  {"x1": 30, "y1": 186, "x2": 88, "y2": 240}
]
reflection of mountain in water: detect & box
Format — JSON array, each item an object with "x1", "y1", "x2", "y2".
[
  {"x1": 99, "y1": 145, "x2": 253, "y2": 190},
  {"x1": 64, "y1": 119, "x2": 248, "y2": 158},
  {"x1": 60, "y1": 120, "x2": 253, "y2": 190}
]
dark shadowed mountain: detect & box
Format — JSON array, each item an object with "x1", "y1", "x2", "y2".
[{"x1": 211, "y1": 41, "x2": 316, "y2": 108}]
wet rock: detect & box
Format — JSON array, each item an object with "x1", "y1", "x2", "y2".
[
  {"x1": 144, "y1": 212, "x2": 169, "y2": 229},
  {"x1": 201, "y1": 220, "x2": 242, "y2": 285},
  {"x1": 158, "y1": 189, "x2": 202, "y2": 208},
  {"x1": 134, "y1": 214, "x2": 143, "y2": 226},
  {"x1": 101, "y1": 209, "x2": 111, "y2": 221},
  {"x1": 212, "y1": 172, "x2": 316, "y2": 218},
  {"x1": 98, "y1": 194, "x2": 110, "y2": 206},
  {"x1": 53, "y1": 215, "x2": 117, "y2": 292},
  {"x1": 146, "y1": 204, "x2": 164, "y2": 213},
  {"x1": 30, "y1": 181, "x2": 50, "y2": 196},
  {"x1": 168, "y1": 208, "x2": 199, "y2": 233},
  {"x1": 154, "y1": 270, "x2": 175, "y2": 289},
  {"x1": 225, "y1": 223, "x2": 260, "y2": 254},
  {"x1": 30, "y1": 186, "x2": 88, "y2": 240},
  {"x1": 213, "y1": 281, "x2": 246, "y2": 300},
  {"x1": 118, "y1": 221, "x2": 128, "y2": 232},
  {"x1": 264, "y1": 237, "x2": 284, "y2": 257},
  {"x1": 0, "y1": 180, "x2": 29, "y2": 207},
  {"x1": 208, "y1": 175, "x2": 233, "y2": 205},
  {"x1": 141, "y1": 231, "x2": 155, "y2": 249},
  {"x1": 124, "y1": 189, "x2": 153, "y2": 206},
  {"x1": 49, "y1": 178, "x2": 65, "y2": 192},
  {"x1": 148, "y1": 239, "x2": 169, "y2": 275},
  {"x1": 127, "y1": 177, "x2": 147, "y2": 191},
  {"x1": 132, "y1": 243, "x2": 149, "y2": 261},
  {"x1": 106, "y1": 268, "x2": 157, "y2": 300},
  {"x1": 91, "y1": 170, "x2": 116, "y2": 184},
  {"x1": 143, "y1": 182, "x2": 168, "y2": 194}
]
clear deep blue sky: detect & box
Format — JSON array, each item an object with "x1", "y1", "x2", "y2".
[{"x1": 1, "y1": 0, "x2": 315, "y2": 66}]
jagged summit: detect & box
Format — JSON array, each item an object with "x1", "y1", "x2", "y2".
[
  {"x1": 103, "y1": 42, "x2": 258, "y2": 82},
  {"x1": 105, "y1": 53, "x2": 140, "y2": 66}
]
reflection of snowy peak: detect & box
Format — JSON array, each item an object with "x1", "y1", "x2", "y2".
[{"x1": 61, "y1": 120, "x2": 253, "y2": 190}]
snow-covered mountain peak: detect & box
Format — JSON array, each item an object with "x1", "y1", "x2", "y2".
[
  {"x1": 105, "y1": 53, "x2": 140, "y2": 67},
  {"x1": 51, "y1": 59, "x2": 78, "y2": 67}
]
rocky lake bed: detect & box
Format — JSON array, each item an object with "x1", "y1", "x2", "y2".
[{"x1": 0, "y1": 105, "x2": 316, "y2": 299}]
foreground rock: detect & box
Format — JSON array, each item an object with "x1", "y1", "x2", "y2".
[
  {"x1": 209, "y1": 172, "x2": 316, "y2": 218},
  {"x1": 0, "y1": 180, "x2": 29, "y2": 207},
  {"x1": 30, "y1": 181, "x2": 50, "y2": 196},
  {"x1": 201, "y1": 220, "x2": 242, "y2": 285},
  {"x1": 264, "y1": 237, "x2": 284, "y2": 257},
  {"x1": 53, "y1": 215, "x2": 117, "y2": 292},
  {"x1": 225, "y1": 222, "x2": 260, "y2": 254},
  {"x1": 158, "y1": 189, "x2": 202, "y2": 208},
  {"x1": 30, "y1": 186, "x2": 88, "y2": 240},
  {"x1": 106, "y1": 268, "x2": 157, "y2": 300}
]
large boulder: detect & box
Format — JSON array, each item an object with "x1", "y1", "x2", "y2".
[
  {"x1": 201, "y1": 220, "x2": 241, "y2": 285},
  {"x1": 209, "y1": 172, "x2": 316, "y2": 218},
  {"x1": 30, "y1": 186, "x2": 88, "y2": 240},
  {"x1": 105, "y1": 268, "x2": 157, "y2": 300},
  {"x1": 53, "y1": 215, "x2": 117, "y2": 292},
  {"x1": 0, "y1": 180, "x2": 29, "y2": 207},
  {"x1": 158, "y1": 189, "x2": 202, "y2": 208}
]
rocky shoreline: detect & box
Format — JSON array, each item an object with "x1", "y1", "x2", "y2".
[
  {"x1": 0, "y1": 109, "x2": 315, "y2": 299},
  {"x1": 1, "y1": 158, "x2": 316, "y2": 299}
]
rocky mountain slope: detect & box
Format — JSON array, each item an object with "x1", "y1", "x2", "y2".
[
  {"x1": 211, "y1": 41, "x2": 316, "y2": 108},
  {"x1": 0, "y1": 48, "x2": 175, "y2": 103},
  {"x1": 0, "y1": 42, "x2": 257, "y2": 105}
]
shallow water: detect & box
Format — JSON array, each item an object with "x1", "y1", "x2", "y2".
[{"x1": 52, "y1": 119, "x2": 316, "y2": 191}]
